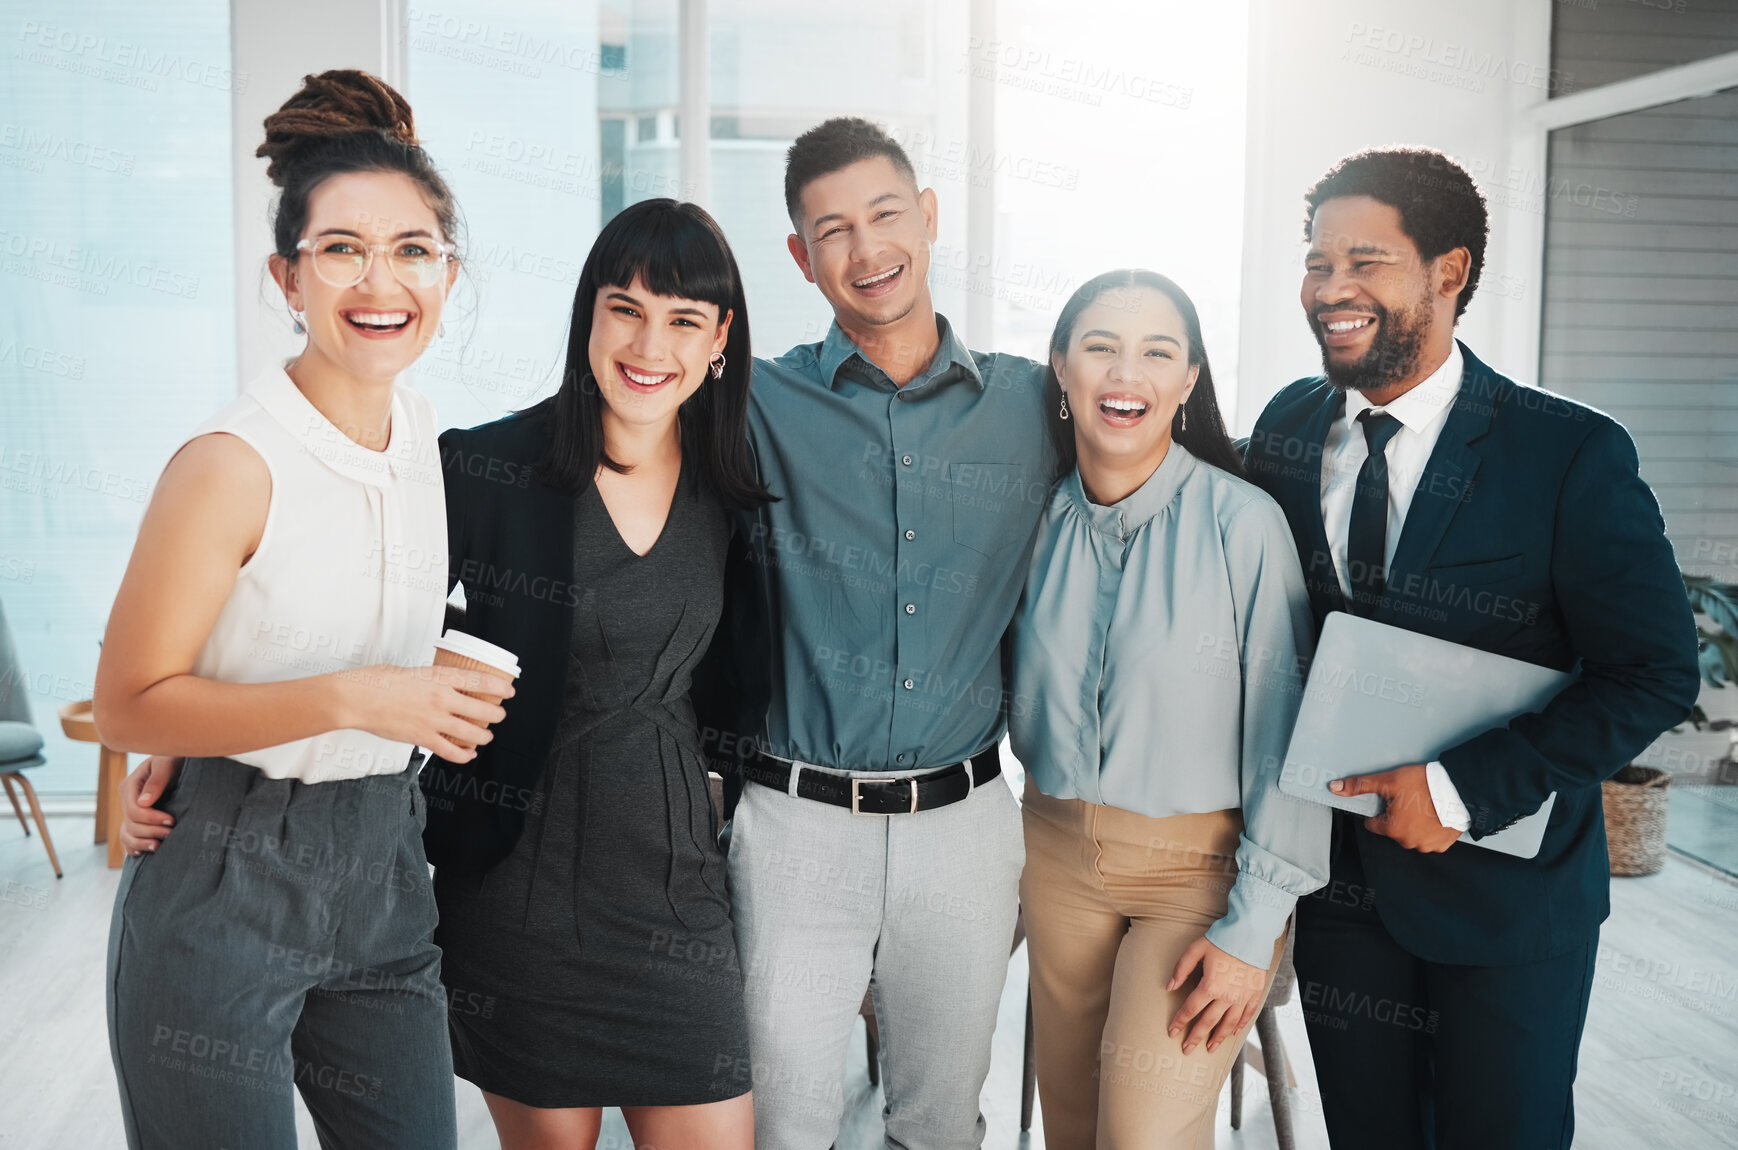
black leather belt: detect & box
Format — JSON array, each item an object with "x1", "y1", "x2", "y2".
[{"x1": 744, "y1": 747, "x2": 1001, "y2": 815}]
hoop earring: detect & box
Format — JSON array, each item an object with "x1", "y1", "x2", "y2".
[
  {"x1": 1058, "y1": 390, "x2": 1070, "y2": 421},
  {"x1": 291, "y1": 310, "x2": 306, "y2": 336},
  {"x1": 710, "y1": 351, "x2": 726, "y2": 380}
]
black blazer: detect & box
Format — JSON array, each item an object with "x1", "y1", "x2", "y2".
[
  {"x1": 420, "y1": 407, "x2": 576, "y2": 873},
  {"x1": 1245, "y1": 341, "x2": 1700, "y2": 965},
  {"x1": 419, "y1": 406, "x2": 766, "y2": 873}
]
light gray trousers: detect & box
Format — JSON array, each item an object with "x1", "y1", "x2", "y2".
[
  {"x1": 106, "y1": 756, "x2": 456, "y2": 1150},
  {"x1": 726, "y1": 763, "x2": 1025, "y2": 1150}
]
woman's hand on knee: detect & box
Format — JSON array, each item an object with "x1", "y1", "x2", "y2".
[{"x1": 1165, "y1": 935, "x2": 1268, "y2": 1056}]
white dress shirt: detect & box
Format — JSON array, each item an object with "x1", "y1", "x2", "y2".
[{"x1": 1319, "y1": 345, "x2": 1472, "y2": 832}]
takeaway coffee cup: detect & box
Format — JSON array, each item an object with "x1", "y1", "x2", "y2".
[{"x1": 433, "y1": 630, "x2": 520, "y2": 750}]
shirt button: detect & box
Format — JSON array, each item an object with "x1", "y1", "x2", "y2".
[
  {"x1": 905, "y1": 603, "x2": 916, "y2": 615},
  {"x1": 901, "y1": 454, "x2": 913, "y2": 467},
  {"x1": 902, "y1": 678, "x2": 915, "y2": 690},
  {"x1": 896, "y1": 753, "x2": 908, "y2": 763},
  {"x1": 904, "y1": 529, "x2": 916, "y2": 541}
]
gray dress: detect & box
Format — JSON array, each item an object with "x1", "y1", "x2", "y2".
[{"x1": 434, "y1": 464, "x2": 746, "y2": 1107}]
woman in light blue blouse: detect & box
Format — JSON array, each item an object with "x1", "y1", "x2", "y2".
[{"x1": 1010, "y1": 269, "x2": 1330, "y2": 1149}]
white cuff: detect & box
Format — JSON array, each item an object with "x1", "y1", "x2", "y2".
[{"x1": 1425, "y1": 761, "x2": 1472, "y2": 832}]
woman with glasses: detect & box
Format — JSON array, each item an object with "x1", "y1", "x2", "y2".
[
  {"x1": 1010, "y1": 270, "x2": 1330, "y2": 1149},
  {"x1": 96, "y1": 70, "x2": 504, "y2": 1149},
  {"x1": 120, "y1": 197, "x2": 772, "y2": 1148}
]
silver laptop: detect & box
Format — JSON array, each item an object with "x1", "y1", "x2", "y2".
[{"x1": 1280, "y1": 612, "x2": 1573, "y2": 859}]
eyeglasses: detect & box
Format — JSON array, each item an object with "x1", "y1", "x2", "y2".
[{"x1": 295, "y1": 235, "x2": 456, "y2": 289}]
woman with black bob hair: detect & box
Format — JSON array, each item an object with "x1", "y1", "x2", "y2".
[{"x1": 423, "y1": 197, "x2": 770, "y2": 1150}]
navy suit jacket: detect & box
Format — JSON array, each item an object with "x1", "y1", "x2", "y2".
[{"x1": 1245, "y1": 341, "x2": 1700, "y2": 965}]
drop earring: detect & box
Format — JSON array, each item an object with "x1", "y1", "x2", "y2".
[
  {"x1": 438, "y1": 321, "x2": 446, "y2": 338},
  {"x1": 291, "y1": 310, "x2": 306, "y2": 335},
  {"x1": 1058, "y1": 390, "x2": 1070, "y2": 421},
  {"x1": 1181, "y1": 406, "x2": 1187, "y2": 432},
  {"x1": 710, "y1": 351, "x2": 726, "y2": 380}
]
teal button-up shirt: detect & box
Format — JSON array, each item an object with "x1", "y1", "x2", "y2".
[
  {"x1": 744, "y1": 314, "x2": 1054, "y2": 772},
  {"x1": 1009, "y1": 443, "x2": 1330, "y2": 967}
]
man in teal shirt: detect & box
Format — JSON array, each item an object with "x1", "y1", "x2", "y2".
[{"x1": 718, "y1": 118, "x2": 1052, "y2": 1149}]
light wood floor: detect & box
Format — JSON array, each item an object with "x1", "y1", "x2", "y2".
[{"x1": 3, "y1": 812, "x2": 1735, "y2": 1148}]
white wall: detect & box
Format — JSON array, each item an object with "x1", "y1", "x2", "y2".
[{"x1": 1234, "y1": 0, "x2": 1554, "y2": 429}]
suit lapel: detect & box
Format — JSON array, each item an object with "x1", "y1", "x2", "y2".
[
  {"x1": 1381, "y1": 341, "x2": 1500, "y2": 616},
  {"x1": 1298, "y1": 387, "x2": 1349, "y2": 617}
]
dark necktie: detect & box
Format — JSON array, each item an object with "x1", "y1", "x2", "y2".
[{"x1": 1347, "y1": 410, "x2": 1403, "y2": 615}]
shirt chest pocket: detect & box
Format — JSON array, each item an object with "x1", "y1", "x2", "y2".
[{"x1": 946, "y1": 462, "x2": 1027, "y2": 558}]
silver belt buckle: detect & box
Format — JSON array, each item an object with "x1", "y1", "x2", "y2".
[{"x1": 850, "y1": 776, "x2": 920, "y2": 815}]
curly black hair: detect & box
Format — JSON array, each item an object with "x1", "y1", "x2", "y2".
[
  {"x1": 783, "y1": 117, "x2": 917, "y2": 230},
  {"x1": 1303, "y1": 147, "x2": 1488, "y2": 320}
]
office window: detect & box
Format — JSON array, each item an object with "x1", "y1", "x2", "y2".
[
  {"x1": 1545, "y1": 16, "x2": 1738, "y2": 873},
  {"x1": 0, "y1": 0, "x2": 235, "y2": 793},
  {"x1": 1540, "y1": 90, "x2": 1738, "y2": 572},
  {"x1": 401, "y1": 0, "x2": 1248, "y2": 419},
  {"x1": 1551, "y1": 0, "x2": 1738, "y2": 94},
  {"x1": 601, "y1": 116, "x2": 628, "y2": 221},
  {"x1": 405, "y1": 0, "x2": 601, "y2": 428}
]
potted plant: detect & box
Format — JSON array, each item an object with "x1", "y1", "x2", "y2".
[{"x1": 1603, "y1": 574, "x2": 1738, "y2": 876}]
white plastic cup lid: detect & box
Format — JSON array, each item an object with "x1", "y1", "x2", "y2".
[{"x1": 434, "y1": 630, "x2": 521, "y2": 678}]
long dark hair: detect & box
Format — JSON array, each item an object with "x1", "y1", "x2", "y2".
[
  {"x1": 257, "y1": 70, "x2": 462, "y2": 261},
  {"x1": 1042, "y1": 269, "x2": 1244, "y2": 478},
  {"x1": 529, "y1": 199, "x2": 772, "y2": 510}
]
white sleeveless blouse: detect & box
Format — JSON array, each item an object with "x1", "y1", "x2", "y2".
[{"x1": 184, "y1": 365, "x2": 447, "y2": 782}]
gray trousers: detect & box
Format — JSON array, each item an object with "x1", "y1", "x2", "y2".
[
  {"x1": 106, "y1": 756, "x2": 455, "y2": 1150},
  {"x1": 726, "y1": 764, "x2": 1025, "y2": 1150}
]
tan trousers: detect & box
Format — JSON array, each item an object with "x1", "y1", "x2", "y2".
[{"x1": 1019, "y1": 781, "x2": 1285, "y2": 1150}]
